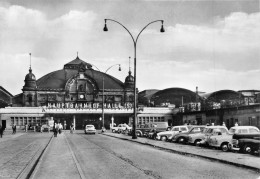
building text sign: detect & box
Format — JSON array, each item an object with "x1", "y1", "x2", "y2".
[{"x1": 45, "y1": 102, "x2": 133, "y2": 109}]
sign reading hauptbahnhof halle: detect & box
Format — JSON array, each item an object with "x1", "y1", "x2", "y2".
[{"x1": 1, "y1": 55, "x2": 136, "y2": 130}]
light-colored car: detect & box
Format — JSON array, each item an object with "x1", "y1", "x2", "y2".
[
  {"x1": 111, "y1": 124, "x2": 132, "y2": 133},
  {"x1": 85, "y1": 125, "x2": 96, "y2": 134},
  {"x1": 187, "y1": 126, "x2": 228, "y2": 145},
  {"x1": 204, "y1": 126, "x2": 260, "y2": 152},
  {"x1": 171, "y1": 126, "x2": 206, "y2": 143},
  {"x1": 156, "y1": 125, "x2": 190, "y2": 141}
]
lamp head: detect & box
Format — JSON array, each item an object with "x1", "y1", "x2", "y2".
[
  {"x1": 160, "y1": 20, "x2": 165, "y2": 33},
  {"x1": 103, "y1": 19, "x2": 108, "y2": 31}
]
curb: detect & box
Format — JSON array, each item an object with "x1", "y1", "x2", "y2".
[
  {"x1": 102, "y1": 133, "x2": 260, "y2": 173},
  {"x1": 17, "y1": 135, "x2": 54, "y2": 179}
]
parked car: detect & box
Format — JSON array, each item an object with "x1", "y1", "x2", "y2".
[
  {"x1": 128, "y1": 122, "x2": 168, "y2": 137},
  {"x1": 231, "y1": 132, "x2": 260, "y2": 154},
  {"x1": 156, "y1": 125, "x2": 190, "y2": 141},
  {"x1": 200, "y1": 126, "x2": 259, "y2": 152},
  {"x1": 85, "y1": 124, "x2": 96, "y2": 134},
  {"x1": 171, "y1": 125, "x2": 206, "y2": 143},
  {"x1": 111, "y1": 124, "x2": 131, "y2": 133},
  {"x1": 187, "y1": 126, "x2": 213, "y2": 145}
]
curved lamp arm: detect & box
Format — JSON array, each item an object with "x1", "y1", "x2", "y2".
[
  {"x1": 136, "y1": 20, "x2": 164, "y2": 43},
  {"x1": 105, "y1": 64, "x2": 121, "y2": 74},
  {"x1": 105, "y1": 19, "x2": 136, "y2": 45}
]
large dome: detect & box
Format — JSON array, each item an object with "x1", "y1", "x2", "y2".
[
  {"x1": 36, "y1": 56, "x2": 124, "y2": 91},
  {"x1": 150, "y1": 87, "x2": 200, "y2": 107}
]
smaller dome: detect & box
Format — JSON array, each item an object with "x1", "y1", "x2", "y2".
[
  {"x1": 125, "y1": 71, "x2": 134, "y2": 83},
  {"x1": 23, "y1": 68, "x2": 37, "y2": 90},
  {"x1": 125, "y1": 71, "x2": 134, "y2": 88},
  {"x1": 25, "y1": 68, "x2": 36, "y2": 81}
]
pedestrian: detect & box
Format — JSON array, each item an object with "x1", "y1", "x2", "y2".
[
  {"x1": 70, "y1": 124, "x2": 74, "y2": 134},
  {"x1": 59, "y1": 123, "x2": 63, "y2": 134},
  {"x1": 0, "y1": 124, "x2": 3, "y2": 138},
  {"x1": 25, "y1": 124, "x2": 28, "y2": 132},
  {"x1": 12, "y1": 124, "x2": 16, "y2": 134},
  {"x1": 53, "y1": 123, "x2": 57, "y2": 137},
  {"x1": 40, "y1": 125, "x2": 43, "y2": 133}
]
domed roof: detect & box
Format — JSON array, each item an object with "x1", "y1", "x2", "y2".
[
  {"x1": 200, "y1": 90, "x2": 242, "y2": 102},
  {"x1": 23, "y1": 68, "x2": 37, "y2": 90},
  {"x1": 36, "y1": 57, "x2": 124, "y2": 91},
  {"x1": 125, "y1": 71, "x2": 134, "y2": 82},
  {"x1": 25, "y1": 68, "x2": 36, "y2": 81},
  {"x1": 150, "y1": 87, "x2": 200, "y2": 107}
]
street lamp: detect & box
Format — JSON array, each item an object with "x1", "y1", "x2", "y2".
[
  {"x1": 103, "y1": 19, "x2": 165, "y2": 139},
  {"x1": 92, "y1": 64, "x2": 121, "y2": 130}
]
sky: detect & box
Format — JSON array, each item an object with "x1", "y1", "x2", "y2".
[{"x1": 0, "y1": 0, "x2": 259, "y2": 95}]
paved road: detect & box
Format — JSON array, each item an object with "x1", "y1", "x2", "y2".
[{"x1": 32, "y1": 131, "x2": 260, "y2": 179}]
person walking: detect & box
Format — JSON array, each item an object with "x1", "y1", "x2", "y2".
[
  {"x1": 12, "y1": 124, "x2": 16, "y2": 134},
  {"x1": 0, "y1": 124, "x2": 3, "y2": 138},
  {"x1": 25, "y1": 124, "x2": 28, "y2": 132},
  {"x1": 53, "y1": 123, "x2": 57, "y2": 137},
  {"x1": 70, "y1": 124, "x2": 74, "y2": 134}
]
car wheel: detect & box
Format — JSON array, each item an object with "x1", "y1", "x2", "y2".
[
  {"x1": 112, "y1": 129, "x2": 115, "y2": 133},
  {"x1": 221, "y1": 143, "x2": 229, "y2": 152},
  {"x1": 178, "y1": 137, "x2": 185, "y2": 143},
  {"x1": 194, "y1": 139, "x2": 201, "y2": 146},
  {"x1": 136, "y1": 131, "x2": 142, "y2": 137},
  {"x1": 161, "y1": 136, "x2": 167, "y2": 141},
  {"x1": 243, "y1": 144, "x2": 253, "y2": 154}
]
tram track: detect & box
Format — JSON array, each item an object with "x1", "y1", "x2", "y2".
[
  {"x1": 75, "y1": 133, "x2": 162, "y2": 179},
  {"x1": 28, "y1": 132, "x2": 84, "y2": 179}
]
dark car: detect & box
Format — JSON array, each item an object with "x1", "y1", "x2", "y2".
[
  {"x1": 231, "y1": 133, "x2": 260, "y2": 154},
  {"x1": 171, "y1": 125, "x2": 206, "y2": 143}
]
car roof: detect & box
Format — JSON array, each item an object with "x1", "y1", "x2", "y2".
[
  {"x1": 86, "y1": 125, "x2": 94, "y2": 127},
  {"x1": 207, "y1": 126, "x2": 227, "y2": 129},
  {"x1": 230, "y1": 126, "x2": 259, "y2": 130}
]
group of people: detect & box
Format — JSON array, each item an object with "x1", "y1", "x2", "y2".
[{"x1": 53, "y1": 123, "x2": 63, "y2": 137}]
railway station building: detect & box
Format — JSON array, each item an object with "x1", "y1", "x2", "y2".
[{"x1": 0, "y1": 55, "x2": 137, "y2": 130}]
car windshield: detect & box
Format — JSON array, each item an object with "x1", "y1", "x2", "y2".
[
  {"x1": 86, "y1": 126, "x2": 94, "y2": 128},
  {"x1": 202, "y1": 128, "x2": 209, "y2": 133},
  {"x1": 190, "y1": 127, "x2": 203, "y2": 132},
  {"x1": 180, "y1": 127, "x2": 188, "y2": 131}
]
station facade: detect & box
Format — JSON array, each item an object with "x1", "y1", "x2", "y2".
[{"x1": 1, "y1": 56, "x2": 137, "y2": 130}]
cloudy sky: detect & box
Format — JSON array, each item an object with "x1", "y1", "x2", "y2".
[{"x1": 0, "y1": 0, "x2": 259, "y2": 95}]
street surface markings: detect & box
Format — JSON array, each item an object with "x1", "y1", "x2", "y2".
[
  {"x1": 0, "y1": 142, "x2": 42, "y2": 178},
  {"x1": 77, "y1": 133, "x2": 162, "y2": 179}
]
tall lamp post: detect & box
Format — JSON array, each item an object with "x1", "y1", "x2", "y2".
[
  {"x1": 92, "y1": 64, "x2": 121, "y2": 129},
  {"x1": 103, "y1": 19, "x2": 165, "y2": 139}
]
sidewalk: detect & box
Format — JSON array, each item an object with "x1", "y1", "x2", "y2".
[
  {"x1": 30, "y1": 132, "x2": 81, "y2": 179},
  {"x1": 102, "y1": 131, "x2": 260, "y2": 172}
]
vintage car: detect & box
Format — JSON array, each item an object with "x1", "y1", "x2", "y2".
[
  {"x1": 200, "y1": 126, "x2": 259, "y2": 152},
  {"x1": 128, "y1": 122, "x2": 168, "y2": 137},
  {"x1": 231, "y1": 132, "x2": 260, "y2": 154},
  {"x1": 187, "y1": 127, "x2": 210, "y2": 145},
  {"x1": 85, "y1": 124, "x2": 96, "y2": 134},
  {"x1": 111, "y1": 124, "x2": 132, "y2": 133},
  {"x1": 156, "y1": 125, "x2": 190, "y2": 141},
  {"x1": 171, "y1": 125, "x2": 206, "y2": 143},
  {"x1": 147, "y1": 126, "x2": 172, "y2": 139},
  {"x1": 187, "y1": 126, "x2": 228, "y2": 146}
]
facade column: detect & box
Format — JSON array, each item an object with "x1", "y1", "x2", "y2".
[
  {"x1": 73, "y1": 115, "x2": 76, "y2": 130},
  {"x1": 111, "y1": 116, "x2": 114, "y2": 129}
]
